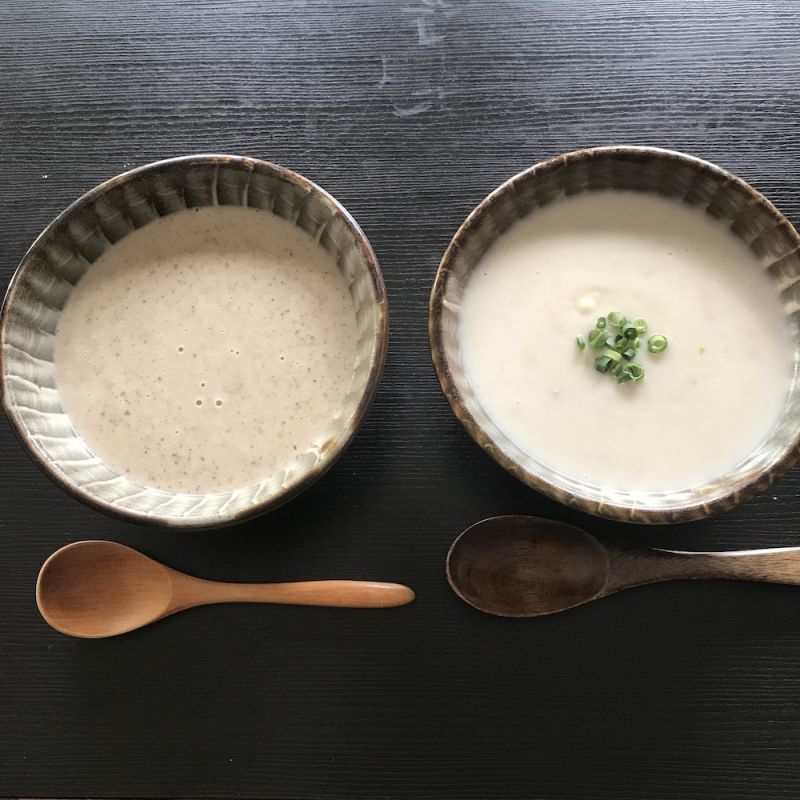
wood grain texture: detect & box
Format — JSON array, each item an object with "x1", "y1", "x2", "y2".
[{"x1": 2, "y1": 0, "x2": 800, "y2": 798}]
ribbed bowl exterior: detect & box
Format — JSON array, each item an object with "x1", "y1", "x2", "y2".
[
  {"x1": 1, "y1": 155, "x2": 388, "y2": 528},
  {"x1": 430, "y1": 146, "x2": 800, "y2": 523}
]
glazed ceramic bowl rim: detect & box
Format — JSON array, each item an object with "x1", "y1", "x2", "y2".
[
  {"x1": 0, "y1": 154, "x2": 388, "y2": 529},
  {"x1": 429, "y1": 145, "x2": 800, "y2": 524}
]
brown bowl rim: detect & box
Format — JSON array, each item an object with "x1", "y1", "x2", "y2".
[
  {"x1": 0, "y1": 154, "x2": 389, "y2": 530},
  {"x1": 429, "y1": 145, "x2": 800, "y2": 524}
]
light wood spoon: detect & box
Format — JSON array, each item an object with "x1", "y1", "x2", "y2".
[
  {"x1": 37, "y1": 540, "x2": 415, "y2": 638},
  {"x1": 447, "y1": 515, "x2": 800, "y2": 617}
]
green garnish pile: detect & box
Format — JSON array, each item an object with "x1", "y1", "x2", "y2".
[{"x1": 576, "y1": 312, "x2": 668, "y2": 384}]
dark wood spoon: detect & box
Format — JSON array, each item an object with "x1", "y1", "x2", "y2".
[{"x1": 447, "y1": 515, "x2": 800, "y2": 617}]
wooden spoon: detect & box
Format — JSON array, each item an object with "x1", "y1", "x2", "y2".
[
  {"x1": 37, "y1": 540, "x2": 415, "y2": 638},
  {"x1": 447, "y1": 515, "x2": 800, "y2": 617}
]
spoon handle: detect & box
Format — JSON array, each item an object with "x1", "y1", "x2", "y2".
[
  {"x1": 605, "y1": 543, "x2": 800, "y2": 591},
  {"x1": 175, "y1": 578, "x2": 415, "y2": 609}
]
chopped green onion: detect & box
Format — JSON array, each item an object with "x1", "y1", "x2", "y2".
[
  {"x1": 588, "y1": 328, "x2": 609, "y2": 348},
  {"x1": 607, "y1": 311, "x2": 626, "y2": 328},
  {"x1": 629, "y1": 362, "x2": 645, "y2": 380},
  {"x1": 622, "y1": 322, "x2": 638, "y2": 340},
  {"x1": 595, "y1": 355, "x2": 613, "y2": 373},
  {"x1": 610, "y1": 333, "x2": 627, "y2": 350},
  {"x1": 601, "y1": 347, "x2": 622, "y2": 363},
  {"x1": 648, "y1": 334, "x2": 668, "y2": 354},
  {"x1": 575, "y1": 311, "x2": 666, "y2": 385},
  {"x1": 620, "y1": 362, "x2": 645, "y2": 382}
]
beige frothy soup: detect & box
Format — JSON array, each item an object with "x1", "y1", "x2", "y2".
[
  {"x1": 460, "y1": 191, "x2": 794, "y2": 492},
  {"x1": 55, "y1": 206, "x2": 358, "y2": 493}
]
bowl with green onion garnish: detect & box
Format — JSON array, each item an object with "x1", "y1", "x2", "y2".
[{"x1": 430, "y1": 146, "x2": 800, "y2": 523}]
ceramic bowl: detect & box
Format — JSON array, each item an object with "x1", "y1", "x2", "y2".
[
  {"x1": 1, "y1": 154, "x2": 388, "y2": 529},
  {"x1": 430, "y1": 146, "x2": 800, "y2": 523}
]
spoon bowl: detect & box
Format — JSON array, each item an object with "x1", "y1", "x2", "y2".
[
  {"x1": 447, "y1": 516, "x2": 610, "y2": 617},
  {"x1": 37, "y1": 541, "x2": 174, "y2": 637},
  {"x1": 447, "y1": 515, "x2": 800, "y2": 617},
  {"x1": 37, "y1": 540, "x2": 415, "y2": 638}
]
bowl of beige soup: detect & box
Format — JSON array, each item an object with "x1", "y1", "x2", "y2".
[
  {"x1": 1, "y1": 155, "x2": 387, "y2": 528},
  {"x1": 430, "y1": 146, "x2": 800, "y2": 523}
]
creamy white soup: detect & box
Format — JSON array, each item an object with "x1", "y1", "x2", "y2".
[
  {"x1": 460, "y1": 191, "x2": 794, "y2": 492},
  {"x1": 55, "y1": 205, "x2": 358, "y2": 493}
]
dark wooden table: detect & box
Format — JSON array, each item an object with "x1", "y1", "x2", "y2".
[{"x1": 2, "y1": 1, "x2": 800, "y2": 798}]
